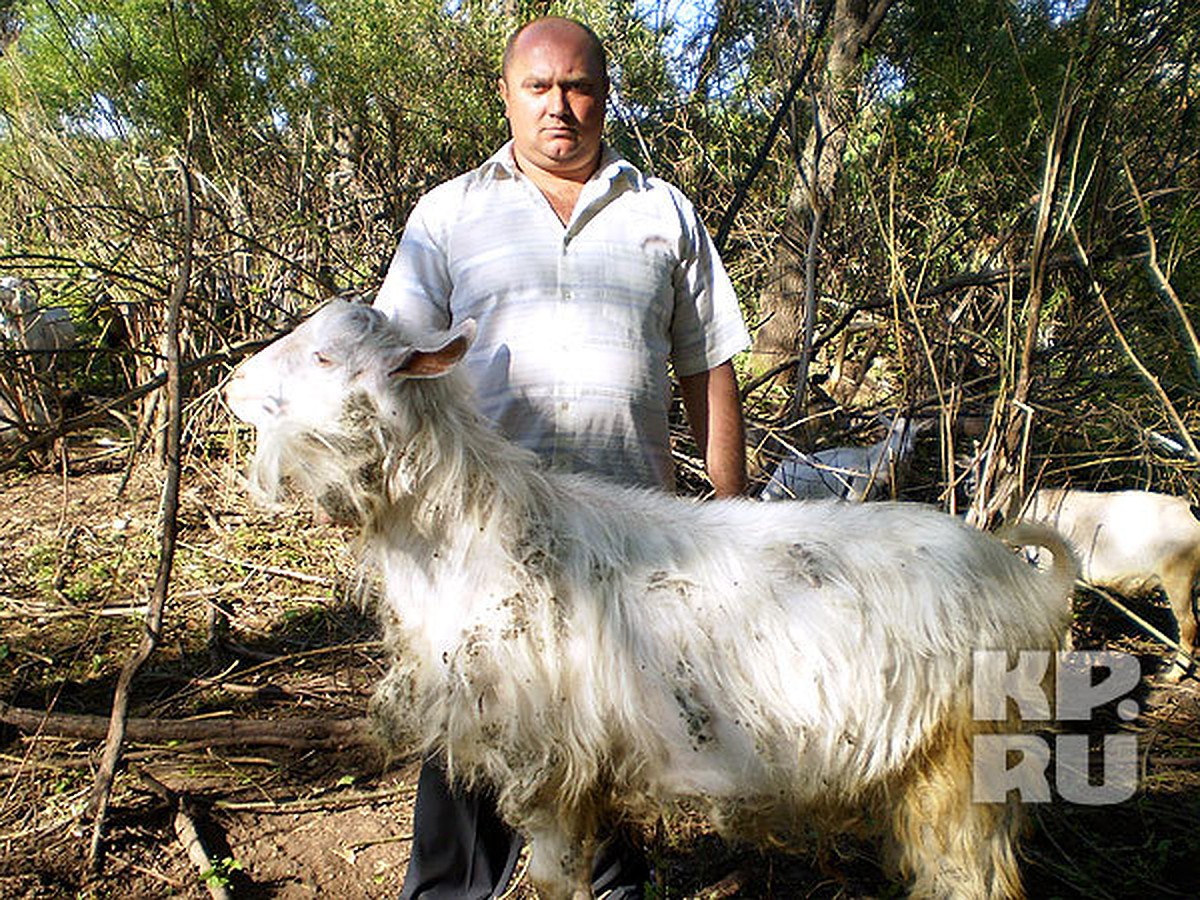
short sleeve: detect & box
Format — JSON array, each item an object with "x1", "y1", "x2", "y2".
[
  {"x1": 668, "y1": 195, "x2": 750, "y2": 377},
  {"x1": 373, "y1": 193, "x2": 454, "y2": 331}
]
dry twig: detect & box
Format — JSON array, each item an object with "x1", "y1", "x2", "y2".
[{"x1": 139, "y1": 769, "x2": 233, "y2": 900}]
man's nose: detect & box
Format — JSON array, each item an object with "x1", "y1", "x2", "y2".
[{"x1": 546, "y1": 86, "x2": 569, "y2": 115}]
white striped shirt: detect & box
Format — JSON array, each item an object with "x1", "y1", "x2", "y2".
[{"x1": 374, "y1": 142, "x2": 749, "y2": 490}]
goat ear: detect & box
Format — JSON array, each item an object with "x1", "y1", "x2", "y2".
[{"x1": 390, "y1": 319, "x2": 476, "y2": 379}]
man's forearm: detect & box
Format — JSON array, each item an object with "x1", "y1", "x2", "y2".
[{"x1": 679, "y1": 361, "x2": 747, "y2": 497}]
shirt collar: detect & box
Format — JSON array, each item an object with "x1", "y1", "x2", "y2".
[
  {"x1": 478, "y1": 141, "x2": 519, "y2": 180},
  {"x1": 480, "y1": 140, "x2": 641, "y2": 189}
]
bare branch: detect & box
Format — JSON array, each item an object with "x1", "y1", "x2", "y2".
[
  {"x1": 714, "y1": 0, "x2": 834, "y2": 253},
  {"x1": 1120, "y1": 152, "x2": 1200, "y2": 379},
  {"x1": 1068, "y1": 223, "x2": 1200, "y2": 462},
  {"x1": 88, "y1": 156, "x2": 194, "y2": 871}
]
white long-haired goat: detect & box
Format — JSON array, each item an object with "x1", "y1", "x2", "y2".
[{"x1": 227, "y1": 300, "x2": 1077, "y2": 899}]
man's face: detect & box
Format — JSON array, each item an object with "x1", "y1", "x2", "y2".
[{"x1": 499, "y1": 22, "x2": 608, "y2": 178}]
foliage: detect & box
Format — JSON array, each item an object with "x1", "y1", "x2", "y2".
[
  {"x1": 201, "y1": 856, "x2": 244, "y2": 887},
  {"x1": 5, "y1": 0, "x2": 308, "y2": 151},
  {"x1": 772, "y1": 0, "x2": 1200, "y2": 501},
  {"x1": 0, "y1": 0, "x2": 1194, "y2": 497}
]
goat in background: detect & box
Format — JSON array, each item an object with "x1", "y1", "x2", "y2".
[
  {"x1": 958, "y1": 440, "x2": 1198, "y2": 682},
  {"x1": 1021, "y1": 487, "x2": 1199, "y2": 682},
  {"x1": 0, "y1": 277, "x2": 77, "y2": 364},
  {"x1": 227, "y1": 300, "x2": 1078, "y2": 899},
  {"x1": 760, "y1": 416, "x2": 929, "y2": 501},
  {"x1": 0, "y1": 276, "x2": 77, "y2": 443}
]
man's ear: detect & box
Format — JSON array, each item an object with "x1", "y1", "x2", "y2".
[
  {"x1": 389, "y1": 319, "x2": 477, "y2": 379},
  {"x1": 497, "y1": 76, "x2": 511, "y2": 116}
]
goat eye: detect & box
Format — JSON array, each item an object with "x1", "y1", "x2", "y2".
[{"x1": 313, "y1": 351, "x2": 334, "y2": 367}]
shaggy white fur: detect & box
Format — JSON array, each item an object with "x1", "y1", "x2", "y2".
[{"x1": 227, "y1": 299, "x2": 1078, "y2": 899}]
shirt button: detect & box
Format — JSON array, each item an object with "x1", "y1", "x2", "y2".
[{"x1": 563, "y1": 290, "x2": 574, "y2": 300}]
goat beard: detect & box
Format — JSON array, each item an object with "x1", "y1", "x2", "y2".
[{"x1": 247, "y1": 394, "x2": 392, "y2": 525}]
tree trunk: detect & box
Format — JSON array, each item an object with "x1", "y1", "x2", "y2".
[{"x1": 752, "y1": 0, "x2": 893, "y2": 422}]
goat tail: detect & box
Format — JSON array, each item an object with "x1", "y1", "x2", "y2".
[{"x1": 998, "y1": 521, "x2": 1081, "y2": 604}]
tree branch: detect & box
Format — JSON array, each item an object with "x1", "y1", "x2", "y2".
[
  {"x1": 0, "y1": 340, "x2": 271, "y2": 473},
  {"x1": 1120, "y1": 151, "x2": 1200, "y2": 379},
  {"x1": 1068, "y1": 223, "x2": 1200, "y2": 461},
  {"x1": 88, "y1": 156, "x2": 193, "y2": 871},
  {"x1": 714, "y1": 0, "x2": 834, "y2": 253}
]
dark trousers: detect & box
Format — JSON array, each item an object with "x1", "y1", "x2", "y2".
[{"x1": 399, "y1": 759, "x2": 648, "y2": 899}]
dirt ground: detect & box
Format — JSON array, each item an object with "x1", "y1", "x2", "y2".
[{"x1": 1, "y1": 457, "x2": 1199, "y2": 899}]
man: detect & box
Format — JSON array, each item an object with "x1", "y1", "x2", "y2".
[{"x1": 374, "y1": 16, "x2": 749, "y2": 898}]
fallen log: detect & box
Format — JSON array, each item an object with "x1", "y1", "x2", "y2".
[{"x1": 1, "y1": 703, "x2": 372, "y2": 750}]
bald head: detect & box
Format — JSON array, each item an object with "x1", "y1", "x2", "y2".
[{"x1": 501, "y1": 17, "x2": 607, "y2": 87}]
